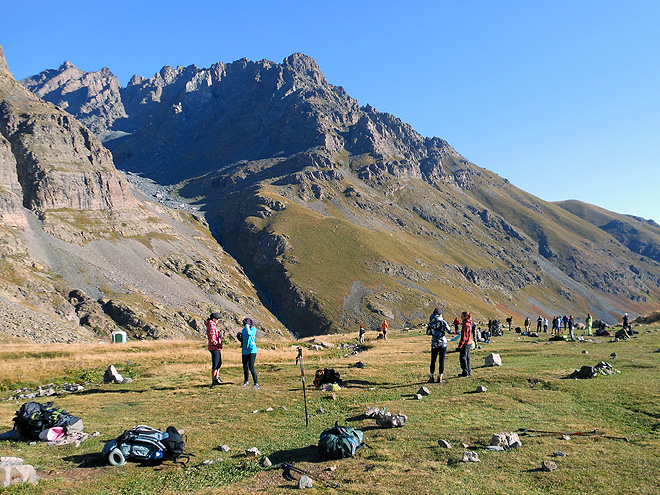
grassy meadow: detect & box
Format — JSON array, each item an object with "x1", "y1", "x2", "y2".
[{"x1": 0, "y1": 325, "x2": 658, "y2": 495}]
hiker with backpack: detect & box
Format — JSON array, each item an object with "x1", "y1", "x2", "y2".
[
  {"x1": 458, "y1": 311, "x2": 473, "y2": 377},
  {"x1": 381, "y1": 320, "x2": 388, "y2": 339},
  {"x1": 426, "y1": 308, "x2": 450, "y2": 383},
  {"x1": 206, "y1": 312, "x2": 223, "y2": 386},
  {"x1": 241, "y1": 318, "x2": 259, "y2": 389}
]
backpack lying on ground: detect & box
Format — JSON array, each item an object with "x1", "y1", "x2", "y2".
[
  {"x1": 318, "y1": 423, "x2": 364, "y2": 459},
  {"x1": 13, "y1": 401, "x2": 83, "y2": 440},
  {"x1": 313, "y1": 368, "x2": 342, "y2": 389},
  {"x1": 102, "y1": 425, "x2": 189, "y2": 466}
]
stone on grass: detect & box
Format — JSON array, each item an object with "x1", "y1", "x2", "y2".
[
  {"x1": 417, "y1": 386, "x2": 430, "y2": 397},
  {"x1": 103, "y1": 365, "x2": 123, "y2": 384},
  {"x1": 491, "y1": 432, "x2": 522, "y2": 449},
  {"x1": 437, "y1": 439, "x2": 451, "y2": 448},
  {"x1": 245, "y1": 447, "x2": 260, "y2": 457},
  {"x1": 376, "y1": 412, "x2": 407, "y2": 428},
  {"x1": 1, "y1": 463, "x2": 38, "y2": 487},
  {"x1": 484, "y1": 353, "x2": 502, "y2": 367},
  {"x1": 462, "y1": 451, "x2": 480, "y2": 462},
  {"x1": 476, "y1": 385, "x2": 487, "y2": 393},
  {"x1": 365, "y1": 407, "x2": 380, "y2": 417},
  {"x1": 414, "y1": 394, "x2": 423, "y2": 400},
  {"x1": 260, "y1": 456, "x2": 272, "y2": 467},
  {"x1": 553, "y1": 451, "x2": 566, "y2": 457},
  {"x1": 542, "y1": 460, "x2": 557, "y2": 472},
  {"x1": 298, "y1": 475, "x2": 313, "y2": 489},
  {"x1": 218, "y1": 445, "x2": 231, "y2": 452}
]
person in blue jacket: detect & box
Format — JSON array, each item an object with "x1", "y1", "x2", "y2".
[{"x1": 241, "y1": 318, "x2": 259, "y2": 389}]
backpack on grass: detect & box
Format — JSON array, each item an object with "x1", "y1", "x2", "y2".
[
  {"x1": 318, "y1": 423, "x2": 364, "y2": 459},
  {"x1": 313, "y1": 368, "x2": 342, "y2": 389},
  {"x1": 102, "y1": 425, "x2": 190, "y2": 466},
  {"x1": 13, "y1": 401, "x2": 82, "y2": 440}
]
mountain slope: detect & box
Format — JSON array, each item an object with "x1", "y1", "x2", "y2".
[
  {"x1": 20, "y1": 52, "x2": 660, "y2": 336},
  {"x1": 0, "y1": 43, "x2": 285, "y2": 343}
]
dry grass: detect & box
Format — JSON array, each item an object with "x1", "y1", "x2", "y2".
[{"x1": 0, "y1": 327, "x2": 659, "y2": 494}]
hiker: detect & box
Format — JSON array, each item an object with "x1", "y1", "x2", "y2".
[
  {"x1": 458, "y1": 311, "x2": 473, "y2": 377},
  {"x1": 359, "y1": 324, "x2": 365, "y2": 343},
  {"x1": 524, "y1": 316, "x2": 530, "y2": 333},
  {"x1": 562, "y1": 315, "x2": 569, "y2": 332},
  {"x1": 543, "y1": 317, "x2": 548, "y2": 333},
  {"x1": 536, "y1": 315, "x2": 543, "y2": 333},
  {"x1": 568, "y1": 315, "x2": 575, "y2": 341},
  {"x1": 585, "y1": 313, "x2": 593, "y2": 336},
  {"x1": 453, "y1": 317, "x2": 460, "y2": 334},
  {"x1": 205, "y1": 312, "x2": 223, "y2": 386},
  {"x1": 505, "y1": 316, "x2": 512, "y2": 331},
  {"x1": 241, "y1": 318, "x2": 259, "y2": 389},
  {"x1": 381, "y1": 320, "x2": 388, "y2": 339},
  {"x1": 622, "y1": 313, "x2": 629, "y2": 333},
  {"x1": 426, "y1": 308, "x2": 449, "y2": 383}
]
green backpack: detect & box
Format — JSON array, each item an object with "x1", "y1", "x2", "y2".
[{"x1": 318, "y1": 423, "x2": 365, "y2": 459}]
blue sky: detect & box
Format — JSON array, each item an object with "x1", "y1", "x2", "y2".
[{"x1": 2, "y1": 0, "x2": 659, "y2": 222}]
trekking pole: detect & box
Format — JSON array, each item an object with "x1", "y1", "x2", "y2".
[
  {"x1": 519, "y1": 428, "x2": 597, "y2": 437},
  {"x1": 295, "y1": 347, "x2": 309, "y2": 427}
]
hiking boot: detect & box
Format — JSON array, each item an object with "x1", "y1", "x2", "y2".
[
  {"x1": 427, "y1": 374, "x2": 435, "y2": 383},
  {"x1": 211, "y1": 379, "x2": 221, "y2": 386},
  {"x1": 253, "y1": 383, "x2": 260, "y2": 390},
  {"x1": 242, "y1": 381, "x2": 249, "y2": 387}
]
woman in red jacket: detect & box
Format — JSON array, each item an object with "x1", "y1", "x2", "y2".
[
  {"x1": 458, "y1": 311, "x2": 472, "y2": 377},
  {"x1": 206, "y1": 312, "x2": 223, "y2": 386}
]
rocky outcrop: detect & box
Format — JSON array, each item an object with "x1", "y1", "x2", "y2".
[
  {"x1": 21, "y1": 61, "x2": 127, "y2": 140},
  {"x1": 1, "y1": 53, "x2": 136, "y2": 218}
]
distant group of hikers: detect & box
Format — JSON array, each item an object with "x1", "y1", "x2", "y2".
[
  {"x1": 204, "y1": 307, "x2": 634, "y2": 388},
  {"x1": 505, "y1": 312, "x2": 632, "y2": 341}
]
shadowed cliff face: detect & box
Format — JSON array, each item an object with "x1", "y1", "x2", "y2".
[
  {"x1": 19, "y1": 51, "x2": 660, "y2": 336},
  {"x1": 0, "y1": 44, "x2": 286, "y2": 343}
]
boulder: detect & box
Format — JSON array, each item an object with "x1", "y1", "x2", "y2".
[
  {"x1": 1, "y1": 463, "x2": 38, "y2": 488},
  {"x1": 103, "y1": 365, "x2": 124, "y2": 383},
  {"x1": 298, "y1": 475, "x2": 313, "y2": 489},
  {"x1": 437, "y1": 439, "x2": 451, "y2": 448},
  {"x1": 462, "y1": 451, "x2": 480, "y2": 462},
  {"x1": 245, "y1": 447, "x2": 260, "y2": 457},
  {"x1": 484, "y1": 353, "x2": 502, "y2": 367},
  {"x1": 375, "y1": 412, "x2": 407, "y2": 428},
  {"x1": 542, "y1": 460, "x2": 557, "y2": 472},
  {"x1": 364, "y1": 407, "x2": 380, "y2": 418},
  {"x1": 476, "y1": 385, "x2": 487, "y2": 393},
  {"x1": 416, "y1": 386, "x2": 430, "y2": 397},
  {"x1": 491, "y1": 432, "x2": 522, "y2": 449}
]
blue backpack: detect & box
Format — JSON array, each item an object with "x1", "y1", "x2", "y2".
[{"x1": 102, "y1": 425, "x2": 188, "y2": 466}]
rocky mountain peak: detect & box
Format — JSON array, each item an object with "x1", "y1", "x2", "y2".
[
  {"x1": 0, "y1": 44, "x2": 12, "y2": 78},
  {"x1": 283, "y1": 52, "x2": 327, "y2": 85}
]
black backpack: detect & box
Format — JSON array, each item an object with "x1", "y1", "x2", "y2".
[
  {"x1": 13, "y1": 401, "x2": 81, "y2": 439},
  {"x1": 313, "y1": 368, "x2": 342, "y2": 389}
]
